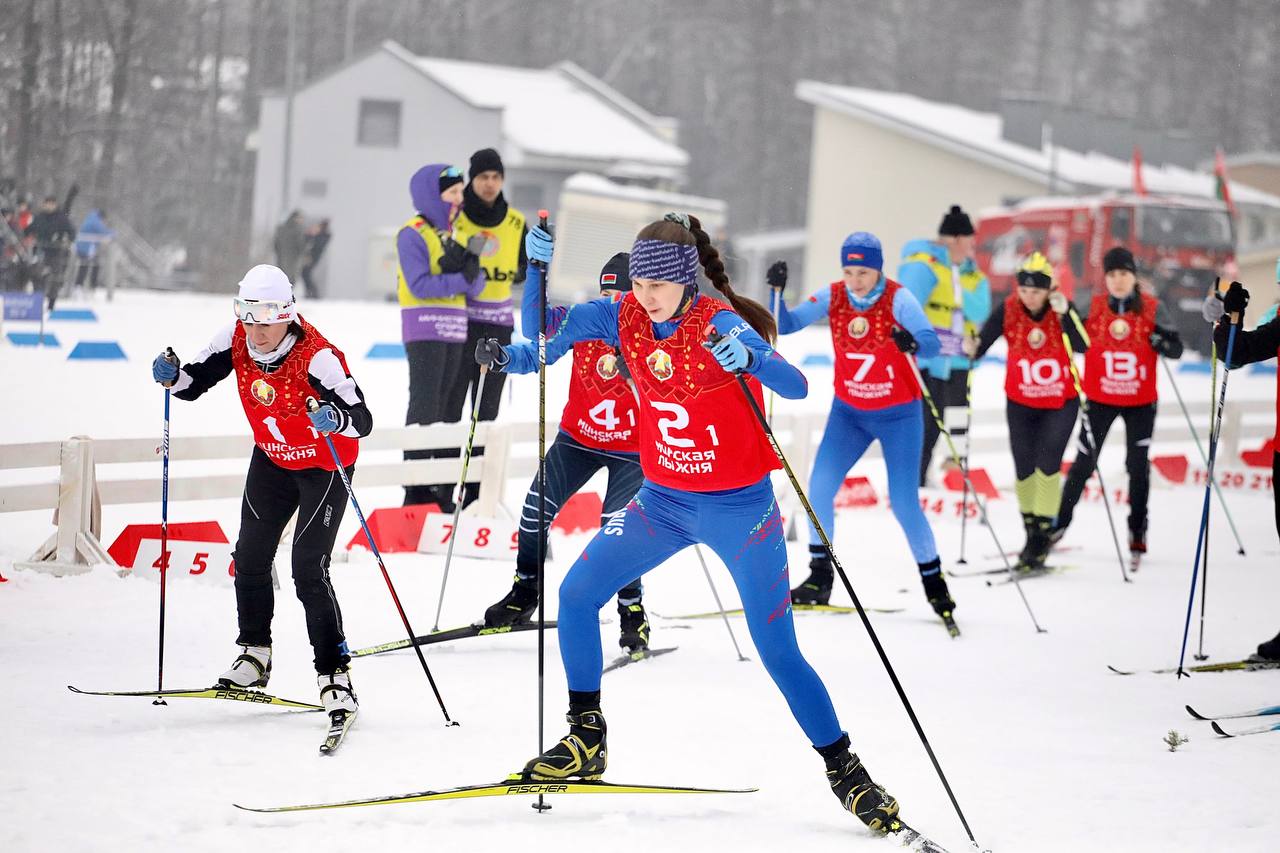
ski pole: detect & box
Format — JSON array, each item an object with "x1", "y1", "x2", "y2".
[
  {"x1": 430, "y1": 366, "x2": 489, "y2": 632},
  {"x1": 1194, "y1": 344, "x2": 1217, "y2": 662},
  {"x1": 767, "y1": 286, "x2": 781, "y2": 425},
  {"x1": 1177, "y1": 306, "x2": 1243, "y2": 678},
  {"x1": 1159, "y1": 355, "x2": 1245, "y2": 555},
  {"x1": 533, "y1": 211, "x2": 552, "y2": 814},
  {"x1": 1061, "y1": 307, "x2": 1130, "y2": 583},
  {"x1": 692, "y1": 545, "x2": 749, "y2": 662},
  {"x1": 956, "y1": 358, "x2": 976, "y2": 564},
  {"x1": 155, "y1": 348, "x2": 177, "y2": 706},
  {"x1": 306, "y1": 398, "x2": 458, "y2": 726},
  {"x1": 905, "y1": 350, "x2": 1047, "y2": 633},
  {"x1": 707, "y1": 332, "x2": 982, "y2": 847}
]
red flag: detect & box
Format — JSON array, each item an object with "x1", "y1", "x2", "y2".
[
  {"x1": 1214, "y1": 147, "x2": 1236, "y2": 216},
  {"x1": 1132, "y1": 145, "x2": 1148, "y2": 196}
]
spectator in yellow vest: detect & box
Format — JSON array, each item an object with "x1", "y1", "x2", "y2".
[
  {"x1": 445, "y1": 148, "x2": 529, "y2": 506},
  {"x1": 899, "y1": 205, "x2": 992, "y2": 486}
]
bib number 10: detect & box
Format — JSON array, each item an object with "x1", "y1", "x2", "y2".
[
  {"x1": 1016, "y1": 357, "x2": 1062, "y2": 386},
  {"x1": 650, "y1": 401, "x2": 719, "y2": 448}
]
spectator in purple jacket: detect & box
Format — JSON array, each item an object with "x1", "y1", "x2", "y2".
[{"x1": 396, "y1": 163, "x2": 486, "y2": 508}]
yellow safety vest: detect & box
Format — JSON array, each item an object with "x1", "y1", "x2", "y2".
[
  {"x1": 396, "y1": 216, "x2": 466, "y2": 311},
  {"x1": 903, "y1": 250, "x2": 985, "y2": 339},
  {"x1": 452, "y1": 206, "x2": 526, "y2": 310}
]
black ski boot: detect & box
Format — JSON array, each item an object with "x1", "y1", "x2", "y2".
[
  {"x1": 1254, "y1": 631, "x2": 1280, "y2": 662},
  {"x1": 1128, "y1": 523, "x2": 1147, "y2": 570},
  {"x1": 483, "y1": 578, "x2": 538, "y2": 628},
  {"x1": 791, "y1": 548, "x2": 833, "y2": 606},
  {"x1": 1016, "y1": 515, "x2": 1052, "y2": 573},
  {"x1": 618, "y1": 602, "x2": 650, "y2": 653},
  {"x1": 818, "y1": 735, "x2": 899, "y2": 831},
  {"x1": 919, "y1": 558, "x2": 959, "y2": 637},
  {"x1": 523, "y1": 707, "x2": 607, "y2": 780}
]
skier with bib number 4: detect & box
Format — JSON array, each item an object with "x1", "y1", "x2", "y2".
[
  {"x1": 474, "y1": 214, "x2": 902, "y2": 834},
  {"x1": 964, "y1": 252, "x2": 1087, "y2": 573},
  {"x1": 768, "y1": 233, "x2": 958, "y2": 634},
  {"x1": 482, "y1": 246, "x2": 649, "y2": 655},
  {"x1": 149, "y1": 264, "x2": 371, "y2": 725}
]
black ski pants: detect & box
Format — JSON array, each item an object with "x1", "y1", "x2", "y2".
[
  {"x1": 1007, "y1": 399, "x2": 1080, "y2": 481},
  {"x1": 403, "y1": 338, "x2": 465, "y2": 507},
  {"x1": 515, "y1": 433, "x2": 645, "y2": 603},
  {"x1": 233, "y1": 447, "x2": 351, "y2": 674},
  {"x1": 919, "y1": 368, "x2": 970, "y2": 485},
  {"x1": 1056, "y1": 401, "x2": 1157, "y2": 536},
  {"x1": 442, "y1": 320, "x2": 511, "y2": 507}
]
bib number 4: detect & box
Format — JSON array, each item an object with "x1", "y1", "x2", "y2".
[{"x1": 588, "y1": 399, "x2": 635, "y2": 432}]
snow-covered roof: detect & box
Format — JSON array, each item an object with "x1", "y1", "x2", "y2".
[
  {"x1": 379, "y1": 42, "x2": 688, "y2": 172},
  {"x1": 796, "y1": 81, "x2": 1280, "y2": 210}
]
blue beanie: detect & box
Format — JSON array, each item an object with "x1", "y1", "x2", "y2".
[{"x1": 840, "y1": 231, "x2": 883, "y2": 271}]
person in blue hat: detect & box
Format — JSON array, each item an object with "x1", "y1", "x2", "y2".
[{"x1": 767, "y1": 232, "x2": 957, "y2": 631}]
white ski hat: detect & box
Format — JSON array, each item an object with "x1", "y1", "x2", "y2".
[{"x1": 234, "y1": 264, "x2": 297, "y2": 324}]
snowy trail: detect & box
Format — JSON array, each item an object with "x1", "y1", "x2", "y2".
[{"x1": 3, "y1": 290, "x2": 1279, "y2": 852}]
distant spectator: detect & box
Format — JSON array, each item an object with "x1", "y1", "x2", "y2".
[
  {"x1": 300, "y1": 218, "x2": 331, "y2": 299},
  {"x1": 26, "y1": 195, "x2": 76, "y2": 309},
  {"x1": 75, "y1": 208, "x2": 114, "y2": 291},
  {"x1": 273, "y1": 210, "x2": 306, "y2": 285}
]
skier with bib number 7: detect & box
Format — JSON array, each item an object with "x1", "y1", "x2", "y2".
[
  {"x1": 768, "y1": 233, "x2": 958, "y2": 633},
  {"x1": 473, "y1": 214, "x2": 902, "y2": 833},
  {"x1": 149, "y1": 264, "x2": 372, "y2": 720}
]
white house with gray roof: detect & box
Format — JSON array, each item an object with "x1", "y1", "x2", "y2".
[{"x1": 251, "y1": 40, "x2": 688, "y2": 300}]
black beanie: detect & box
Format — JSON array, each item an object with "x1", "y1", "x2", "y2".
[
  {"x1": 599, "y1": 252, "x2": 630, "y2": 293},
  {"x1": 469, "y1": 148, "x2": 505, "y2": 179},
  {"x1": 1103, "y1": 246, "x2": 1137, "y2": 274},
  {"x1": 938, "y1": 205, "x2": 974, "y2": 237},
  {"x1": 438, "y1": 165, "x2": 463, "y2": 194}
]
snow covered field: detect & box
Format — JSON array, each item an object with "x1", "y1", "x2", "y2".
[{"x1": 3, "y1": 289, "x2": 1278, "y2": 853}]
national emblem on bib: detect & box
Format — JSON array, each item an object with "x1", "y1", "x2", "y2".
[
  {"x1": 250, "y1": 378, "x2": 276, "y2": 405},
  {"x1": 646, "y1": 348, "x2": 674, "y2": 381},
  {"x1": 1027, "y1": 327, "x2": 1046, "y2": 350},
  {"x1": 1109, "y1": 317, "x2": 1131, "y2": 341},
  {"x1": 596, "y1": 351, "x2": 619, "y2": 380},
  {"x1": 848, "y1": 316, "x2": 870, "y2": 339}
]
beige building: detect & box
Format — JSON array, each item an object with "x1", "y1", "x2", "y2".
[{"x1": 795, "y1": 82, "x2": 1280, "y2": 302}]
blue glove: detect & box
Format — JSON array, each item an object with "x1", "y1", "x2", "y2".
[
  {"x1": 152, "y1": 351, "x2": 179, "y2": 385},
  {"x1": 308, "y1": 403, "x2": 346, "y2": 434},
  {"x1": 710, "y1": 334, "x2": 753, "y2": 373},
  {"x1": 526, "y1": 225, "x2": 554, "y2": 266}
]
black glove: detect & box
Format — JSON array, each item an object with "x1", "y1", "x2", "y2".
[
  {"x1": 614, "y1": 349, "x2": 632, "y2": 382},
  {"x1": 474, "y1": 338, "x2": 509, "y2": 369},
  {"x1": 1149, "y1": 327, "x2": 1181, "y2": 357},
  {"x1": 1222, "y1": 280, "x2": 1249, "y2": 319},
  {"x1": 891, "y1": 327, "x2": 919, "y2": 354},
  {"x1": 437, "y1": 236, "x2": 468, "y2": 273},
  {"x1": 766, "y1": 260, "x2": 788, "y2": 291}
]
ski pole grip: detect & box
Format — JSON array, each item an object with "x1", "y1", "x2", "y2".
[
  {"x1": 161, "y1": 347, "x2": 179, "y2": 389},
  {"x1": 305, "y1": 396, "x2": 319, "y2": 414}
]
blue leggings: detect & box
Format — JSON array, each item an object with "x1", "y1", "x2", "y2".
[
  {"x1": 559, "y1": 476, "x2": 843, "y2": 747},
  {"x1": 809, "y1": 399, "x2": 938, "y2": 564}
]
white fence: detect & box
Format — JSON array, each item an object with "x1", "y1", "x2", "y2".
[{"x1": 1, "y1": 398, "x2": 1271, "y2": 575}]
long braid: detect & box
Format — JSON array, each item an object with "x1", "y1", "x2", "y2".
[{"x1": 686, "y1": 215, "x2": 777, "y2": 344}]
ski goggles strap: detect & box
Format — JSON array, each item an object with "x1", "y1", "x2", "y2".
[{"x1": 234, "y1": 297, "x2": 296, "y2": 325}]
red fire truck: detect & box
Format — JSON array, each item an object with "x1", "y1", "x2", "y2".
[{"x1": 975, "y1": 193, "x2": 1234, "y2": 353}]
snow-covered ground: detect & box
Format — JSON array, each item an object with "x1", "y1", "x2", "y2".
[{"x1": 3, "y1": 289, "x2": 1278, "y2": 853}]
